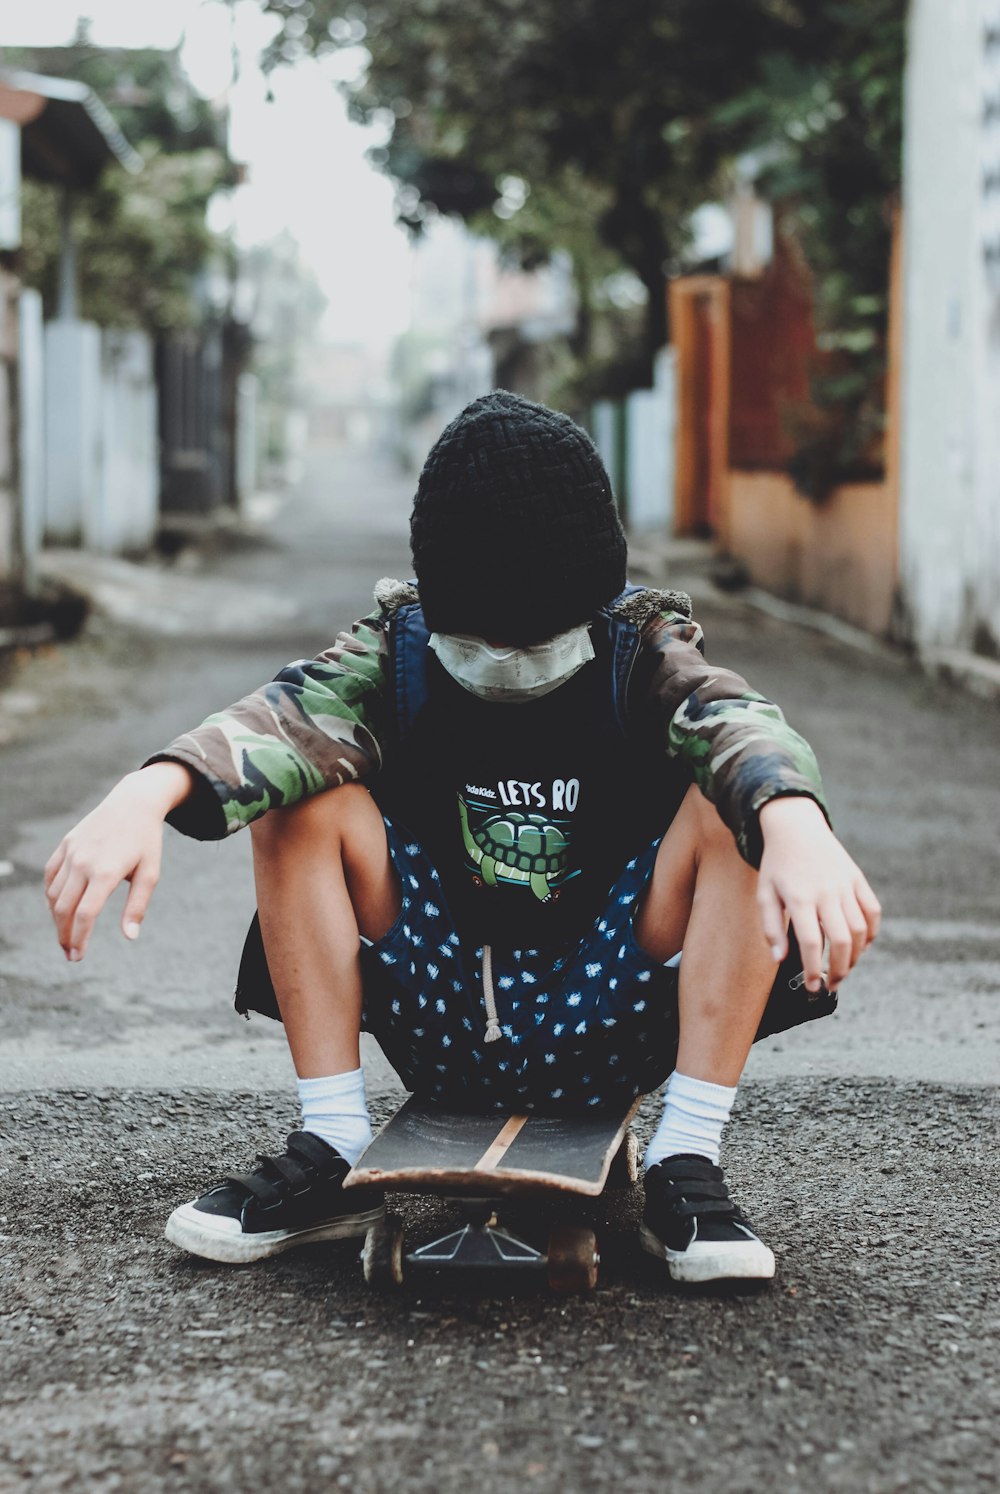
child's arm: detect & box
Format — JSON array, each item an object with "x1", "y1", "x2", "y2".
[
  {"x1": 637, "y1": 606, "x2": 881, "y2": 991},
  {"x1": 757, "y1": 795, "x2": 880, "y2": 993},
  {"x1": 144, "y1": 610, "x2": 392, "y2": 840},
  {"x1": 44, "y1": 761, "x2": 194, "y2": 962},
  {"x1": 45, "y1": 604, "x2": 393, "y2": 961}
]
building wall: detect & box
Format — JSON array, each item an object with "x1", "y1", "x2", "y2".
[
  {"x1": 18, "y1": 288, "x2": 44, "y2": 592},
  {"x1": 726, "y1": 473, "x2": 897, "y2": 636},
  {"x1": 669, "y1": 276, "x2": 730, "y2": 539},
  {"x1": 590, "y1": 349, "x2": 676, "y2": 534},
  {"x1": 592, "y1": 401, "x2": 618, "y2": 494},
  {"x1": 44, "y1": 320, "x2": 158, "y2": 554},
  {"x1": 727, "y1": 235, "x2": 815, "y2": 471},
  {"x1": 724, "y1": 210, "x2": 903, "y2": 639},
  {"x1": 44, "y1": 319, "x2": 102, "y2": 547},
  {"x1": 0, "y1": 266, "x2": 22, "y2": 624},
  {"x1": 670, "y1": 207, "x2": 903, "y2": 638},
  {"x1": 900, "y1": 0, "x2": 1000, "y2": 656},
  {"x1": 625, "y1": 348, "x2": 676, "y2": 533},
  {"x1": 92, "y1": 330, "x2": 158, "y2": 554}
]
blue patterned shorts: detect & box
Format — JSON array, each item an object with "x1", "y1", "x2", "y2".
[{"x1": 360, "y1": 818, "x2": 681, "y2": 1115}]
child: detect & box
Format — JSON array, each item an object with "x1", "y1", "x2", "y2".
[{"x1": 44, "y1": 391, "x2": 880, "y2": 1283}]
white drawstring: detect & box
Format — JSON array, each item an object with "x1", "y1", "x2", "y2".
[{"x1": 481, "y1": 944, "x2": 502, "y2": 1043}]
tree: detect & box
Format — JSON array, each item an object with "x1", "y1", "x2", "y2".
[
  {"x1": 253, "y1": 0, "x2": 803, "y2": 381},
  {"x1": 250, "y1": 0, "x2": 904, "y2": 492},
  {"x1": 7, "y1": 37, "x2": 237, "y2": 332}
]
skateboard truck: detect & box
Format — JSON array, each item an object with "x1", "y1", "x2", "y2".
[
  {"x1": 407, "y1": 1201, "x2": 545, "y2": 1270},
  {"x1": 363, "y1": 1204, "x2": 601, "y2": 1292}
]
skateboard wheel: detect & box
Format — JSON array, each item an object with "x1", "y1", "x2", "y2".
[
  {"x1": 362, "y1": 1212, "x2": 405, "y2": 1289},
  {"x1": 606, "y1": 1129, "x2": 640, "y2": 1189},
  {"x1": 547, "y1": 1225, "x2": 599, "y2": 1294}
]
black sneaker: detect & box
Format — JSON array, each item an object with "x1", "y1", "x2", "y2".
[
  {"x1": 640, "y1": 1154, "x2": 775, "y2": 1283},
  {"x1": 164, "y1": 1131, "x2": 384, "y2": 1264}
]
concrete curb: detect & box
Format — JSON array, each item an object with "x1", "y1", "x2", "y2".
[
  {"x1": 34, "y1": 548, "x2": 300, "y2": 638},
  {"x1": 920, "y1": 646, "x2": 1000, "y2": 702},
  {"x1": 738, "y1": 585, "x2": 904, "y2": 663},
  {"x1": 628, "y1": 534, "x2": 1000, "y2": 706}
]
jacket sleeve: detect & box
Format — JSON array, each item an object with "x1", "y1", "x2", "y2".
[
  {"x1": 144, "y1": 610, "x2": 392, "y2": 841},
  {"x1": 634, "y1": 609, "x2": 830, "y2": 866}
]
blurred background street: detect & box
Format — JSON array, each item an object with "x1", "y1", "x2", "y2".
[{"x1": 1, "y1": 2, "x2": 999, "y2": 1491}]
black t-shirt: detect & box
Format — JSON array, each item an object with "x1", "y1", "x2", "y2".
[{"x1": 375, "y1": 640, "x2": 689, "y2": 949}]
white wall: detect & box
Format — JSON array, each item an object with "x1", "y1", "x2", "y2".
[
  {"x1": 18, "y1": 289, "x2": 44, "y2": 591},
  {"x1": 44, "y1": 320, "x2": 158, "y2": 554},
  {"x1": 625, "y1": 347, "x2": 676, "y2": 533},
  {"x1": 901, "y1": 0, "x2": 1000, "y2": 655},
  {"x1": 0, "y1": 268, "x2": 19, "y2": 606},
  {"x1": 44, "y1": 319, "x2": 101, "y2": 546},
  {"x1": 0, "y1": 120, "x2": 20, "y2": 253},
  {"x1": 592, "y1": 400, "x2": 618, "y2": 493},
  {"x1": 93, "y1": 331, "x2": 158, "y2": 554},
  {"x1": 236, "y1": 371, "x2": 258, "y2": 509},
  {"x1": 593, "y1": 347, "x2": 676, "y2": 533}
]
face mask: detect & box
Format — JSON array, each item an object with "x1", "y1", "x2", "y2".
[{"x1": 428, "y1": 624, "x2": 595, "y2": 704}]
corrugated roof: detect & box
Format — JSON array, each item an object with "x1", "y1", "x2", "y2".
[{"x1": 0, "y1": 68, "x2": 141, "y2": 187}]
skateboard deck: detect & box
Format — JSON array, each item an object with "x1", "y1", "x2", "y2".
[
  {"x1": 345, "y1": 1096, "x2": 642, "y2": 1291},
  {"x1": 344, "y1": 1095, "x2": 641, "y2": 1198}
]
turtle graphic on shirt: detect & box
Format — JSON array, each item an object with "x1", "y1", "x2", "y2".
[{"x1": 458, "y1": 796, "x2": 569, "y2": 903}]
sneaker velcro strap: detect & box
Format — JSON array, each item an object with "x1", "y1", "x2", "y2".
[
  {"x1": 674, "y1": 1197, "x2": 740, "y2": 1220},
  {"x1": 268, "y1": 1154, "x2": 314, "y2": 1194},
  {"x1": 286, "y1": 1131, "x2": 348, "y2": 1177},
  {"x1": 662, "y1": 1158, "x2": 723, "y2": 1184},
  {"x1": 225, "y1": 1145, "x2": 314, "y2": 1207},
  {"x1": 220, "y1": 1134, "x2": 347, "y2": 1212},
  {"x1": 663, "y1": 1178, "x2": 730, "y2": 1204},
  {"x1": 225, "y1": 1169, "x2": 284, "y2": 1208}
]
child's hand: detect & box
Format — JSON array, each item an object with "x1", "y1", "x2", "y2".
[
  {"x1": 756, "y1": 797, "x2": 881, "y2": 992},
  {"x1": 44, "y1": 762, "x2": 193, "y2": 962}
]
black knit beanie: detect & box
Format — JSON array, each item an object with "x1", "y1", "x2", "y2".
[{"x1": 410, "y1": 390, "x2": 627, "y2": 646}]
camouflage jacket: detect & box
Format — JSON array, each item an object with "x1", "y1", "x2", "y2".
[{"x1": 149, "y1": 579, "x2": 828, "y2": 866}]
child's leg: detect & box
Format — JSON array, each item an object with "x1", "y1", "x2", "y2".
[
  {"x1": 634, "y1": 783, "x2": 779, "y2": 1088},
  {"x1": 164, "y1": 786, "x2": 397, "y2": 1262},
  {"x1": 634, "y1": 786, "x2": 780, "y2": 1280},
  {"x1": 250, "y1": 783, "x2": 401, "y2": 1165},
  {"x1": 250, "y1": 783, "x2": 401, "y2": 1078}
]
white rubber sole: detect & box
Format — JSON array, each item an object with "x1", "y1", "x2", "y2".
[
  {"x1": 639, "y1": 1223, "x2": 776, "y2": 1283},
  {"x1": 164, "y1": 1202, "x2": 385, "y2": 1265}
]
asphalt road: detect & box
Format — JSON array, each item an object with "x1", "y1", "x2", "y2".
[{"x1": 1, "y1": 442, "x2": 998, "y2": 1492}]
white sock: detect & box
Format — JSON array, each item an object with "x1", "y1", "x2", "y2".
[
  {"x1": 644, "y1": 1070, "x2": 737, "y2": 1170},
  {"x1": 297, "y1": 1068, "x2": 373, "y2": 1167}
]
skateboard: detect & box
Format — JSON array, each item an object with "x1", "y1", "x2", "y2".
[{"x1": 343, "y1": 1095, "x2": 641, "y2": 1293}]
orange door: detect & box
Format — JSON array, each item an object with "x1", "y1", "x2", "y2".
[{"x1": 670, "y1": 276, "x2": 730, "y2": 540}]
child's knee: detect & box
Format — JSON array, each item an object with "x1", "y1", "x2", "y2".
[
  {"x1": 251, "y1": 783, "x2": 377, "y2": 847},
  {"x1": 686, "y1": 787, "x2": 740, "y2": 861}
]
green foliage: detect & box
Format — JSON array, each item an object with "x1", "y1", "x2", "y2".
[
  {"x1": 20, "y1": 147, "x2": 231, "y2": 331},
  {"x1": 713, "y1": 0, "x2": 906, "y2": 498},
  {"x1": 252, "y1": 0, "x2": 905, "y2": 495},
  {"x1": 255, "y1": 0, "x2": 796, "y2": 376},
  {"x1": 9, "y1": 42, "x2": 234, "y2": 332}
]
